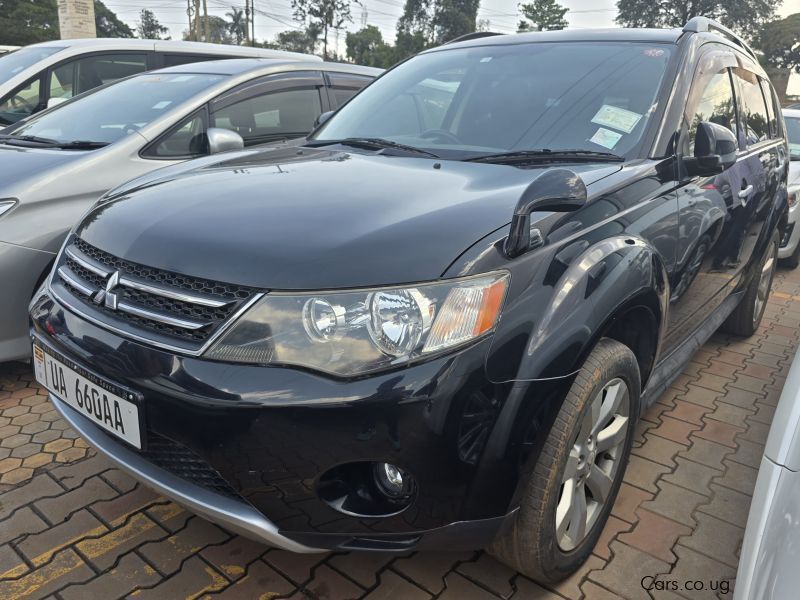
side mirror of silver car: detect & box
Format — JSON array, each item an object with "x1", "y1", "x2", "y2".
[{"x1": 207, "y1": 127, "x2": 245, "y2": 154}]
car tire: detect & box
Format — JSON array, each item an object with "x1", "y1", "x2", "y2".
[
  {"x1": 488, "y1": 337, "x2": 640, "y2": 583},
  {"x1": 722, "y1": 231, "x2": 778, "y2": 337},
  {"x1": 780, "y1": 239, "x2": 800, "y2": 269}
]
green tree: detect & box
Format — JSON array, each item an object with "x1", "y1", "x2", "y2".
[
  {"x1": 0, "y1": 0, "x2": 131, "y2": 45},
  {"x1": 432, "y1": 0, "x2": 479, "y2": 43},
  {"x1": 272, "y1": 28, "x2": 319, "y2": 53},
  {"x1": 754, "y1": 13, "x2": 800, "y2": 101},
  {"x1": 137, "y1": 9, "x2": 169, "y2": 40},
  {"x1": 291, "y1": 0, "x2": 351, "y2": 59},
  {"x1": 518, "y1": 0, "x2": 568, "y2": 31},
  {"x1": 395, "y1": 0, "x2": 434, "y2": 58},
  {"x1": 226, "y1": 6, "x2": 247, "y2": 45},
  {"x1": 615, "y1": 0, "x2": 780, "y2": 36},
  {"x1": 346, "y1": 25, "x2": 395, "y2": 67}
]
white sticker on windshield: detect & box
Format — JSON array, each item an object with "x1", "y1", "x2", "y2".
[
  {"x1": 591, "y1": 104, "x2": 642, "y2": 134},
  {"x1": 590, "y1": 127, "x2": 622, "y2": 150},
  {"x1": 152, "y1": 100, "x2": 172, "y2": 110}
]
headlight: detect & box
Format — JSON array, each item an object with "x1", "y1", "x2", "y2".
[
  {"x1": 789, "y1": 187, "x2": 799, "y2": 207},
  {"x1": 205, "y1": 271, "x2": 509, "y2": 376}
]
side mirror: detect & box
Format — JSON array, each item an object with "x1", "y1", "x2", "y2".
[
  {"x1": 207, "y1": 127, "x2": 244, "y2": 154},
  {"x1": 505, "y1": 168, "x2": 587, "y2": 258},
  {"x1": 686, "y1": 121, "x2": 737, "y2": 176},
  {"x1": 47, "y1": 97, "x2": 67, "y2": 109},
  {"x1": 314, "y1": 111, "x2": 334, "y2": 128}
]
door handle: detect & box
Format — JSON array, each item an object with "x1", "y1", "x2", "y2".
[{"x1": 738, "y1": 185, "x2": 754, "y2": 199}]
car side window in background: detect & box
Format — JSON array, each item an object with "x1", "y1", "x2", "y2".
[
  {"x1": 327, "y1": 73, "x2": 373, "y2": 108},
  {"x1": 49, "y1": 62, "x2": 75, "y2": 101},
  {"x1": 684, "y1": 68, "x2": 737, "y2": 155},
  {"x1": 163, "y1": 54, "x2": 219, "y2": 67},
  {"x1": 73, "y1": 54, "x2": 148, "y2": 95},
  {"x1": 733, "y1": 68, "x2": 770, "y2": 145},
  {"x1": 0, "y1": 77, "x2": 41, "y2": 124},
  {"x1": 212, "y1": 87, "x2": 322, "y2": 145},
  {"x1": 146, "y1": 110, "x2": 209, "y2": 158}
]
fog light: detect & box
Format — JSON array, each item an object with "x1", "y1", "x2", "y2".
[{"x1": 374, "y1": 462, "x2": 410, "y2": 498}]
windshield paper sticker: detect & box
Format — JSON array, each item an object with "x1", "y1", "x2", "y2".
[
  {"x1": 591, "y1": 104, "x2": 642, "y2": 134},
  {"x1": 590, "y1": 127, "x2": 622, "y2": 150}
]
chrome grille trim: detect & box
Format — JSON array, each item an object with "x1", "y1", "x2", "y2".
[
  {"x1": 57, "y1": 266, "x2": 95, "y2": 297},
  {"x1": 116, "y1": 301, "x2": 207, "y2": 330},
  {"x1": 52, "y1": 236, "x2": 262, "y2": 351},
  {"x1": 65, "y1": 246, "x2": 110, "y2": 277},
  {"x1": 117, "y1": 275, "x2": 230, "y2": 308}
]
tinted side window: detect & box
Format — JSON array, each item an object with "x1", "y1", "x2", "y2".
[
  {"x1": 163, "y1": 54, "x2": 224, "y2": 67},
  {"x1": 0, "y1": 77, "x2": 42, "y2": 124},
  {"x1": 685, "y1": 69, "x2": 737, "y2": 154},
  {"x1": 327, "y1": 73, "x2": 373, "y2": 108},
  {"x1": 758, "y1": 77, "x2": 780, "y2": 138},
  {"x1": 74, "y1": 54, "x2": 148, "y2": 95},
  {"x1": 212, "y1": 88, "x2": 322, "y2": 145},
  {"x1": 734, "y1": 68, "x2": 770, "y2": 145},
  {"x1": 145, "y1": 110, "x2": 209, "y2": 159}
]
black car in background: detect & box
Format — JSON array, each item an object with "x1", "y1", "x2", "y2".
[{"x1": 30, "y1": 17, "x2": 788, "y2": 581}]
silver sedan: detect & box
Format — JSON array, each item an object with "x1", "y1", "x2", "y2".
[{"x1": 0, "y1": 58, "x2": 379, "y2": 362}]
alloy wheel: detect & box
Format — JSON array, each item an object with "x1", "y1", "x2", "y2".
[
  {"x1": 555, "y1": 378, "x2": 630, "y2": 551},
  {"x1": 753, "y1": 244, "x2": 776, "y2": 326}
]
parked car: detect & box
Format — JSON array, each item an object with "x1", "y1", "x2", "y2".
[
  {"x1": 30, "y1": 17, "x2": 787, "y2": 582},
  {"x1": 779, "y1": 108, "x2": 800, "y2": 266},
  {"x1": 0, "y1": 46, "x2": 19, "y2": 56},
  {"x1": 0, "y1": 58, "x2": 378, "y2": 362},
  {"x1": 0, "y1": 38, "x2": 318, "y2": 125},
  {"x1": 735, "y1": 346, "x2": 800, "y2": 600}
]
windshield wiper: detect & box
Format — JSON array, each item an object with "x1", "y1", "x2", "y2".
[
  {"x1": 0, "y1": 135, "x2": 107, "y2": 149},
  {"x1": 54, "y1": 140, "x2": 109, "y2": 150},
  {"x1": 466, "y1": 149, "x2": 624, "y2": 164},
  {"x1": 305, "y1": 137, "x2": 440, "y2": 158},
  {"x1": 0, "y1": 134, "x2": 62, "y2": 147}
]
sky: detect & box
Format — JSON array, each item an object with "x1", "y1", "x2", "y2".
[{"x1": 103, "y1": 0, "x2": 800, "y2": 54}]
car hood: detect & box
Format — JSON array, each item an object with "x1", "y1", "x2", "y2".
[
  {"x1": 78, "y1": 147, "x2": 622, "y2": 289},
  {"x1": 0, "y1": 144, "x2": 89, "y2": 188}
]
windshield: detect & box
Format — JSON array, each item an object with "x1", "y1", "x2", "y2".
[
  {"x1": 313, "y1": 42, "x2": 673, "y2": 160},
  {"x1": 0, "y1": 46, "x2": 64, "y2": 84},
  {"x1": 786, "y1": 116, "x2": 800, "y2": 159},
  {"x1": 6, "y1": 72, "x2": 226, "y2": 147}
]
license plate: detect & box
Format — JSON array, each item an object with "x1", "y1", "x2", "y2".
[{"x1": 33, "y1": 344, "x2": 143, "y2": 449}]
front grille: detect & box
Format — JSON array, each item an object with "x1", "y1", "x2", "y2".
[
  {"x1": 52, "y1": 236, "x2": 259, "y2": 350},
  {"x1": 142, "y1": 432, "x2": 242, "y2": 500}
]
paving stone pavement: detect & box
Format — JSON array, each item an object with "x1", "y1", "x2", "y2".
[{"x1": 1, "y1": 266, "x2": 798, "y2": 600}]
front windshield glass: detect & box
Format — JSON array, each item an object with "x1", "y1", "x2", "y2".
[
  {"x1": 313, "y1": 42, "x2": 674, "y2": 160},
  {"x1": 0, "y1": 46, "x2": 64, "y2": 84},
  {"x1": 6, "y1": 72, "x2": 226, "y2": 146},
  {"x1": 786, "y1": 116, "x2": 800, "y2": 159}
]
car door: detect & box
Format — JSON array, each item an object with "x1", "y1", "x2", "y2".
[
  {"x1": 208, "y1": 71, "x2": 327, "y2": 146},
  {"x1": 664, "y1": 48, "x2": 746, "y2": 347}
]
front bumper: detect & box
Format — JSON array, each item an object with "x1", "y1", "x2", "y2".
[
  {"x1": 0, "y1": 241, "x2": 54, "y2": 361},
  {"x1": 778, "y1": 200, "x2": 800, "y2": 260},
  {"x1": 31, "y1": 288, "x2": 554, "y2": 551}
]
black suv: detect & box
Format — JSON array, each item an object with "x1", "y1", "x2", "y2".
[{"x1": 30, "y1": 17, "x2": 788, "y2": 581}]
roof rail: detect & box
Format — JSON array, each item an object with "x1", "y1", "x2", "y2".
[
  {"x1": 683, "y1": 16, "x2": 757, "y2": 60},
  {"x1": 445, "y1": 31, "x2": 505, "y2": 45}
]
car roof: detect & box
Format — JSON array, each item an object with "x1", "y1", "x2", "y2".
[
  {"x1": 784, "y1": 108, "x2": 800, "y2": 118},
  {"x1": 429, "y1": 27, "x2": 684, "y2": 52},
  {"x1": 152, "y1": 58, "x2": 382, "y2": 78},
  {"x1": 24, "y1": 38, "x2": 320, "y2": 61}
]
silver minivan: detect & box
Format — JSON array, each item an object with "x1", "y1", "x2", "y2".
[{"x1": 0, "y1": 38, "x2": 316, "y2": 126}]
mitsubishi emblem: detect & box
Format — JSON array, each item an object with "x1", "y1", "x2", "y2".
[{"x1": 92, "y1": 271, "x2": 120, "y2": 310}]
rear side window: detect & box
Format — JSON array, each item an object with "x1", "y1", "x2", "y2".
[
  {"x1": 685, "y1": 69, "x2": 737, "y2": 154},
  {"x1": 212, "y1": 88, "x2": 322, "y2": 145},
  {"x1": 73, "y1": 54, "x2": 148, "y2": 95},
  {"x1": 733, "y1": 68, "x2": 771, "y2": 145}
]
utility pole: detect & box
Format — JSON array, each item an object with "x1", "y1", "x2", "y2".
[
  {"x1": 250, "y1": 0, "x2": 256, "y2": 47},
  {"x1": 244, "y1": 0, "x2": 251, "y2": 45},
  {"x1": 193, "y1": 0, "x2": 201, "y2": 40},
  {"x1": 187, "y1": 0, "x2": 194, "y2": 40},
  {"x1": 203, "y1": 0, "x2": 210, "y2": 42}
]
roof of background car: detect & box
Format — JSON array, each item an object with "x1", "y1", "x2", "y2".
[
  {"x1": 151, "y1": 58, "x2": 382, "y2": 77},
  {"x1": 23, "y1": 38, "x2": 321, "y2": 61},
  {"x1": 784, "y1": 108, "x2": 800, "y2": 118},
  {"x1": 427, "y1": 27, "x2": 685, "y2": 52}
]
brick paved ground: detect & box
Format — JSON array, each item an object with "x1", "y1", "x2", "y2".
[{"x1": 1, "y1": 267, "x2": 798, "y2": 600}]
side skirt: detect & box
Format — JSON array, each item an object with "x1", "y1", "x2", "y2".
[{"x1": 641, "y1": 290, "x2": 744, "y2": 409}]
